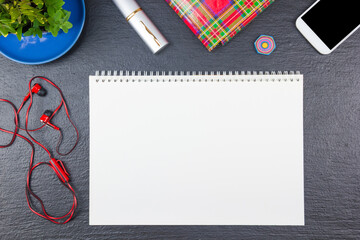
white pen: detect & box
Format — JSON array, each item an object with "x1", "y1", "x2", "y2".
[{"x1": 113, "y1": 0, "x2": 169, "y2": 54}]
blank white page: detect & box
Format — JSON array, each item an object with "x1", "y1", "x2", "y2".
[{"x1": 89, "y1": 73, "x2": 304, "y2": 225}]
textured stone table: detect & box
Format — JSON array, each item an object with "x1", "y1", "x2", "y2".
[{"x1": 1, "y1": 0, "x2": 359, "y2": 239}]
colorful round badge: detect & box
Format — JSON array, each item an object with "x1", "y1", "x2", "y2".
[{"x1": 254, "y1": 35, "x2": 276, "y2": 55}]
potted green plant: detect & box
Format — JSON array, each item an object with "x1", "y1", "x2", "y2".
[{"x1": 0, "y1": 0, "x2": 73, "y2": 40}]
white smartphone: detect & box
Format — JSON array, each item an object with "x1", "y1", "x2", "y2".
[{"x1": 296, "y1": 0, "x2": 360, "y2": 54}]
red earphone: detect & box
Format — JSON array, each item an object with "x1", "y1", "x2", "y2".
[
  {"x1": 40, "y1": 110, "x2": 60, "y2": 130},
  {"x1": 23, "y1": 83, "x2": 47, "y2": 102},
  {"x1": 0, "y1": 76, "x2": 79, "y2": 224}
]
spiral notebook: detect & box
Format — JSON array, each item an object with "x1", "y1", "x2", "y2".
[{"x1": 89, "y1": 71, "x2": 304, "y2": 225}]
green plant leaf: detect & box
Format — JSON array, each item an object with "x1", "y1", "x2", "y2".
[
  {"x1": 0, "y1": 21, "x2": 16, "y2": 33},
  {"x1": 44, "y1": 0, "x2": 64, "y2": 17},
  {"x1": 33, "y1": 19, "x2": 39, "y2": 28},
  {"x1": 63, "y1": 9, "x2": 70, "y2": 21},
  {"x1": 49, "y1": 24, "x2": 59, "y2": 37},
  {"x1": 53, "y1": 9, "x2": 62, "y2": 21},
  {"x1": 9, "y1": 6, "x2": 21, "y2": 23},
  {"x1": 61, "y1": 25, "x2": 67, "y2": 33},
  {"x1": 63, "y1": 21, "x2": 72, "y2": 29},
  {"x1": 0, "y1": 0, "x2": 72, "y2": 40},
  {"x1": 16, "y1": 26, "x2": 22, "y2": 40},
  {"x1": 35, "y1": 27, "x2": 42, "y2": 38},
  {"x1": 33, "y1": 0, "x2": 44, "y2": 9},
  {"x1": 0, "y1": 26, "x2": 9, "y2": 37},
  {"x1": 23, "y1": 28, "x2": 33, "y2": 36}
]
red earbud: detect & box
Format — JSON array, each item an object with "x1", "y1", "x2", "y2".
[
  {"x1": 23, "y1": 84, "x2": 47, "y2": 102},
  {"x1": 40, "y1": 110, "x2": 59, "y2": 130}
]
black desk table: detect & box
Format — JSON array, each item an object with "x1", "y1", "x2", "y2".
[{"x1": 1, "y1": 0, "x2": 359, "y2": 239}]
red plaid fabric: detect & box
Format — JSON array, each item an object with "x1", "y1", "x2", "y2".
[{"x1": 165, "y1": 0, "x2": 275, "y2": 51}]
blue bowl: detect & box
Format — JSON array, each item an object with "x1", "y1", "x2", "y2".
[{"x1": 0, "y1": 0, "x2": 86, "y2": 65}]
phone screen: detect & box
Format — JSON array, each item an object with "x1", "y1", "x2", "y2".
[{"x1": 302, "y1": 0, "x2": 360, "y2": 49}]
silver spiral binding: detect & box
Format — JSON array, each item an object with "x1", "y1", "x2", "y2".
[{"x1": 94, "y1": 71, "x2": 302, "y2": 83}]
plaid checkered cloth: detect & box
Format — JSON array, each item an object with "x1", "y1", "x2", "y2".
[{"x1": 165, "y1": 0, "x2": 275, "y2": 51}]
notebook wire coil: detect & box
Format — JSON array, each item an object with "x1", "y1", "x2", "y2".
[{"x1": 94, "y1": 71, "x2": 302, "y2": 83}]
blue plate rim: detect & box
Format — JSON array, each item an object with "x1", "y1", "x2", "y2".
[{"x1": 0, "y1": 0, "x2": 86, "y2": 65}]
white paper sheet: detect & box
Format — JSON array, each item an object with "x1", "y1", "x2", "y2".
[{"x1": 89, "y1": 73, "x2": 304, "y2": 225}]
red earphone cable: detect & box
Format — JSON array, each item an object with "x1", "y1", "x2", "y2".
[
  {"x1": 0, "y1": 77, "x2": 78, "y2": 224},
  {"x1": 0, "y1": 99, "x2": 19, "y2": 148},
  {"x1": 22, "y1": 76, "x2": 79, "y2": 157},
  {"x1": 0, "y1": 125, "x2": 77, "y2": 224}
]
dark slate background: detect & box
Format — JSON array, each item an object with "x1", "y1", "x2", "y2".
[{"x1": 1, "y1": 0, "x2": 360, "y2": 239}]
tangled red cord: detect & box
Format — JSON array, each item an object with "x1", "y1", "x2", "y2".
[{"x1": 0, "y1": 76, "x2": 79, "y2": 224}]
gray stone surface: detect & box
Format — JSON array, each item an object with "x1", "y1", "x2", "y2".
[{"x1": 1, "y1": 0, "x2": 360, "y2": 239}]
